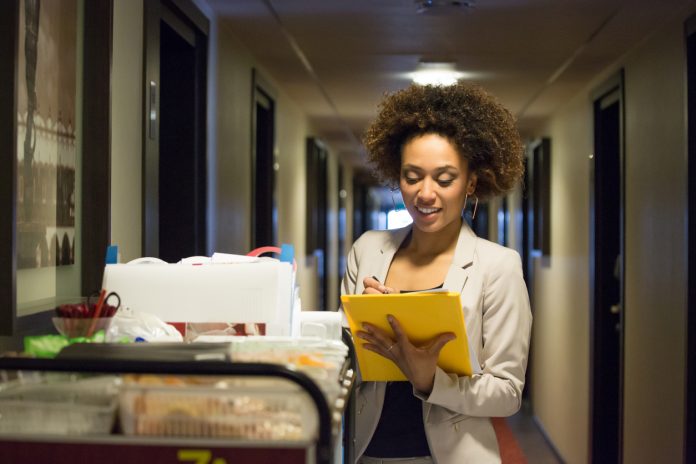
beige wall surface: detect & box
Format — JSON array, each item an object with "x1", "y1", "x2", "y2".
[
  {"x1": 531, "y1": 92, "x2": 592, "y2": 464},
  {"x1": 211, "y1": 24, "x2": 254, "y2": 255},
  {"x1": 622, "y1": 16, "x2": 687, "y2": 463},
  {"x1": 110, "y1": 0, "x2": 143, "y2": 263},
  {"x1": 274, "y1": 91, "x2": 320, "y2": 311}
]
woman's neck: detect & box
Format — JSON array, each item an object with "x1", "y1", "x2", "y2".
[{"x1": 406, "y1": 218, "x2": 462, "y2": 258}]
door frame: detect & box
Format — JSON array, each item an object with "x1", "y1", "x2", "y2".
[
  {"x1": 685, "y1": 14, "x2": 696, "y2": 464},
  {"x1": 250, "y1": 69, "x2": 277, "y2": 249},
  {"x1": 588, "y1": 70, "x2": 625, "y2": 463},
  {"x1": 142, "y1": 0, "x2": 208, "y2": 258},
  {"x1": 306, "y1": 137, "x2": 329, "y2": 310}
]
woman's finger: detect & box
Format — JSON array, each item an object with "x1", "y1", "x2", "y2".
[
  {"x1": 362, "y1": 286, "x2": 384, "y2": 295},
  {"x1": 362, "y1": 322, "x2": 395, "y2": 349},
  {"x1": 387, "y1": 315, "x2": 408, "y2": 344},
  {"x1": 427, "y1": 333, "x2": 457, "y2": 355},
  {"x1": 363, "y1": 342, "x2": 393, "y2": 359},
  {"x1": 356, "y1": 330, "x2": 382, "y2": 347},
  {"x1": 362, "y1": 276, "x2": 393, "y2": 294},
  {"x1": 362, "y1": 276, "x2": 384, "y2": 292}
]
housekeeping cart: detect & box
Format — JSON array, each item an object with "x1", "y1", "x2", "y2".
[{"x1": 0, "y1": 347, "x2": 354, "y2": 464}]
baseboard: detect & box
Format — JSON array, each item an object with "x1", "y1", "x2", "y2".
[{"x1": 532, "y1": 415, "x2": 567, "y2": 464}]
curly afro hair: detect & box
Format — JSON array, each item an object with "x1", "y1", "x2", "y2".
[{"x1": 363, "y1": 83, "x2": 524, "y2": 199}]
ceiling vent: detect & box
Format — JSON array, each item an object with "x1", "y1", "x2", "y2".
[{"x1": 415, "y1": 0, "x2": 475, "y2": 14}]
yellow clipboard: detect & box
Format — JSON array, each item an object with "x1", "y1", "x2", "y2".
[{"x1": 341, "y1": 291, "x2": 475, "y2": 381}]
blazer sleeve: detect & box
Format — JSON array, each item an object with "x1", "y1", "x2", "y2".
[
  {"x1": 339, "y1": 234, "x2": 364, "y2": 330},
  {"x1": 418, "y1": 248, "x2": 532, "y2": 418},
  {"x1": 341, "y1": 239, "x2": 360, "y2": 297}
]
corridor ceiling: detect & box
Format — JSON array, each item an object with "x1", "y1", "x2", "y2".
[{"x1": 209, "y1": 0, "x2": 694, "y2": 168}]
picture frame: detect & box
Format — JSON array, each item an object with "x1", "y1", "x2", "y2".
[{"x1": 0, "y1": 0, "x2": 112, "y2": 336}]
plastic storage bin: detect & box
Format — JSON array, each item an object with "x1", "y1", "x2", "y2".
[
  {"x1": 119, "y1": 375, "x2": 318, "y2": 441},
  {"x1": 0, "y1": 375, "x2": 120, "y2": 435}
]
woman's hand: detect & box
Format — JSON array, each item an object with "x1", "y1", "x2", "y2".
[
  {"x1": 357, "y1": 315, "x2": 455, "y2": 394},
  {"x1": 362, "y1": 276, "x2": 395, "y2": 295}
]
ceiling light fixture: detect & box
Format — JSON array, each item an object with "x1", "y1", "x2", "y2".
[{"x1": 410, "y1": 62, "x2": 466, "y2": 86}]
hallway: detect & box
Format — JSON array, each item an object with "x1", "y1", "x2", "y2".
[{"x1": 1, "y1": 0, "x2": 695, "y2": 462}]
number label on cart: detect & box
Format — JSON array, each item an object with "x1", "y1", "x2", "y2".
[{"x1": 178, "y1": 450, "x2": 227, "y2": 464}]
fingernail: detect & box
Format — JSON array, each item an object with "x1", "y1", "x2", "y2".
[{"x1": 387, "y1": 315, "x2": 394, "y2": 323}]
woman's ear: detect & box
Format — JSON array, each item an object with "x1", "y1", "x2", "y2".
[{"x1": 467, "y1": 173, "x2": 478, "y2": 195}]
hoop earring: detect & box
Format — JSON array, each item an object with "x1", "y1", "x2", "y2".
[
  {"x1": 390, "y1": 187, "x2": 404, "y2": 212},
  {"x1": 463, "y1": 193, "x2": 479, "y2": 220}
]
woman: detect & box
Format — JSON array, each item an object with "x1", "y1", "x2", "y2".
[{"x1": 342, "y1": 83, "x2": 532, "y2": 464}]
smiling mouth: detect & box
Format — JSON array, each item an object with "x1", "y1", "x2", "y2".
[{"x1": 416, "y1": 206, "x2": 441, "y2": 214}]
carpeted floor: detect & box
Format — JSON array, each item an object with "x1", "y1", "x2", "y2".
[{"x1": 492, "y1": 417, "x2": 528, "y2": 464}]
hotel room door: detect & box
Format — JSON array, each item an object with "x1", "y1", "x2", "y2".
[
  {"x1": 589, "y1": 72, "x2": 625, "y2": 464},
  {"x1": 685, "y1": 15, "x2": 696, "y2": 463},
  {"x1": 143, "y1": 0, "x2": 208, "y2": 262}
]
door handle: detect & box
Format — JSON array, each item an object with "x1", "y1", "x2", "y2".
[{"x1": 610, "y1": 304, "x2": 621, "y2": 314}]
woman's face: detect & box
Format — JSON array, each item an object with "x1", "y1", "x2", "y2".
[{"x1": 399, "y1": 133, "x2": 476, "y2": 234}]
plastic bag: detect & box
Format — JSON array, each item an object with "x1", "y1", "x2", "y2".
[{"x1": 106, "y1": 307, "x2": 183, "y2": 342}]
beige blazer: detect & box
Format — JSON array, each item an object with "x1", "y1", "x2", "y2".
[{"x1": 341, "y1": 221, "x2": 532, "y2": 464}]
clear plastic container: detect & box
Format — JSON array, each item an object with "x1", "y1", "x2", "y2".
[
  {"x1": 225, "y1": 337, "x2": 349, "y2": 404},
  {"x1": 119, "y1": 375, "x2": 318, "y2": 441},
  {"x1": 0, "y1": 375, "x2": 120, "y2": 435},
  {"x1": 52, "y1": 317, "x2": 113, "y2": 338}
]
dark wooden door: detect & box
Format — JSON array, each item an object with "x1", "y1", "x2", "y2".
[
  {"x1": 252, "y1": 83, "x2": 276, "y2": 249},
  {"x1": 589, "y1": 73, "x2": 624, "y2": 464},
  {"x1": 143, "y1": 0, "x2": 207, "y2": 262},
  {"x1": 685, "y1": 14, "x2": 696, "y2": 464}
]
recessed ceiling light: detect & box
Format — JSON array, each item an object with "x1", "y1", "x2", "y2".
[{"x1": 410, "y1": 62, "x2": 467, "y2": 86}]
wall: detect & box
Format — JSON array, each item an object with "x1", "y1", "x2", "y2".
[
  {"x1": 213, "y1": 22, "x2": 324, "y2": 309},
  {"x1": 110, "y1": 0, "x2": 143, "y2": 263},
  {"x1": 275, "y1": 91, "x2": 318, "y2": 310},
  {"x1": 622, "y1": 16, "x2": 687, "y2": 463},
  {"x1": 531, "y1": 8, "x2": 692, "y2": 463},
  {"x1": 210, "y1": 24, "x2": 253, "y2": 255},
  {"x1": 531, "y1": 92, "x2": 592, "y2": 463}
]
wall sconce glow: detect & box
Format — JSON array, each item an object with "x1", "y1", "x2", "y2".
[{"x1": 410, "y1": 63, "x2": 467, "y2": 86}]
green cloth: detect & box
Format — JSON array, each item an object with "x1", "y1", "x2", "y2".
[{"x1": 23, "y1": 331, "x2": 107, "y2": 358}]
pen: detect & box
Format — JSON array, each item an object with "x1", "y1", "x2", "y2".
[{"x1": 371, "y1": 275, "x2": 390, "y2": 294}]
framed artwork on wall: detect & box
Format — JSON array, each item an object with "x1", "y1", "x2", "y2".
[{"x1": 0, "y1": 0, "x2": 112, "y2": 336}]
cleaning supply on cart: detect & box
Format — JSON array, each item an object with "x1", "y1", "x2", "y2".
[
  {"x1": 102, "y1": 249, "x2": 299, "y2": 338},
  {"x1": 23, "y1": 332, "x2": 107, "y2": 358}
]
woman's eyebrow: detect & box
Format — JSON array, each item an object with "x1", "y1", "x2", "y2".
[{"x1": 402, "y1": 164, "x2": 459, "y2": 174}]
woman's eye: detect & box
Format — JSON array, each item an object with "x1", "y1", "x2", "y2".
[
  {"x1": 404, "y1": 177, "x2": 419, "y2": 184},
  {"x1": 437, "y1": 179, "x2": 454, "y2": 187}
]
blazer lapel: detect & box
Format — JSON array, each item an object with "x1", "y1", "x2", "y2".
[
  {"x1": 442, "y1": 221, "x2": 477, "y2": 294},
  {"x1": 375, "y1": 226, "x2": 411, "y2": 283}
]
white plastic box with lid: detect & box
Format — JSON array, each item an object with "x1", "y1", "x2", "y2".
[{"x1": 101, "y1": 252, "x2": 300, "y2": 337}]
